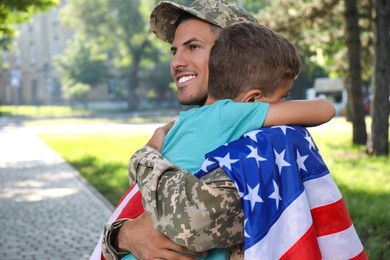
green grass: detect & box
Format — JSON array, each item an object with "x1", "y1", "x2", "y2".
[
  {"x1": 0, "y1": 105, "x2": 92, "y2": 118},
  {"x1": 38, "y1": 117, "x2": 390, "y2": 259},
  {"x1": 0, "y1": 105, "x2": 176, "y2": 124},
  {"x1": 39, "y1": 131, "x2": 151, "y2": 204}
]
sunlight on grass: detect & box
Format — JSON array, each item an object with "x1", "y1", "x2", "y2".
[{"x1": 39, "y1": 131, "x2": 150, "y2": 204}]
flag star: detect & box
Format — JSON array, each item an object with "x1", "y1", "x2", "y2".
[
  {"x1": 244, "y1": 218, "x2": 250, "y2": 238},
  {"x1": 246, "y1": 145, "x2": 266, "y2": 167},
  {"x1": 214, "y1": 153, "x2": 239, "y2": 171},
  {"x1": 199, "y1": 158, "x2": 215, "y2": 172},
  {"x1": 271, "y1": 125, "x2": 295, "y2": 135},
  {"x1": 274, "y1": 149, "x2": 291, "y2": 175},
  {"x1": 234, "y1": 181, "x2": 244, "y2": 198},
  {"x1": 268, "y1": 180, "x2": 282, "y2": 209},
  {"x1": 243, "y1": 183, "x2": 263, "y2": 211},
  {"x1": 244, "y1": 130, "x2": 262, "y2": 142},
  {"x1": 304, "y1": 131, "x2": 316, "y2": 150},
  {"x1": 296, "y1": 149, "x2": 309, "y2": 172}
]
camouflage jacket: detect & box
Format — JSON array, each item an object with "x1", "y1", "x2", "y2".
[{"x1": 104, "y1": 145, "x2": 245, "y2": 259}]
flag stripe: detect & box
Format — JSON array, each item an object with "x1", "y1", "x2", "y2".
[
  {"x1": 245, "y1": 192, "x2": 313, "y2": 259},
  {"x1": 303, "y1": 173, "x2": 342, "y2": 209},
  {"x1": 90, "y1": 184, "x2": 141, "y2": 260},
  {"x1": 350, "y1": 250, "x2": 369, "y2": 260},
  {"x1": 107, "y1": 184, "x2": 141, "y2": 223},
  {"x1": 312, "y1": 198, "x2": 352, "y2": 236},
  {"x1": 280, "y1": 225, "x2": 321, "y2": 260},
  {"x1": 317, "y1": 224, "x2": 365, "y2": 260}
]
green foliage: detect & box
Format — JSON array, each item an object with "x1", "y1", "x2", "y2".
[
  {"x1": 59, "y1": 0, "x2": 165, "y2": 109},
  {"x1": 257, "y1": 0, "x2": 374, "y2": 82},
  {"x1": 0, "y1": 0, "x2": 58, "y2": 49},
  {"x1": 63, "y1": 82, "x2": 91, "y2": 104},
  {"x1": 54, "y1": 35, "x2": 111, "y2": 88}
]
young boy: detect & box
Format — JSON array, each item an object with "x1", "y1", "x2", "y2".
[
  {"x1": 122, "y1": 21, "x2": 335, "y2": 260},
  {"x1": 161, "y1": 21, "x2": 335, "y2": 174}
]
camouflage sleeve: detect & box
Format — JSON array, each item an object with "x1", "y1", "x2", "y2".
[{"x1": 128, "y1": 146, "x2": 244, "y2": 252}]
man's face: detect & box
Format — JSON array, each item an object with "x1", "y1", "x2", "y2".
[{"x1": 170, "y1": 18, "x2": 218, "y2": 106}]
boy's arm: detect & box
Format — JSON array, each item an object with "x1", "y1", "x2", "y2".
[{"x1": 263, "y1": 98, "x2": 335, "y2": 127}]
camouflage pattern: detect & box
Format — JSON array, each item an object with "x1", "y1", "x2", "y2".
[
  {"x1": 102, "y1": 219, "x2": 131, "y2": 260},
  {"x1": 129, "y1": 146, "x2": 244, "y2": 259},
  {"x1": 150, "y1": 0, "x2": 258, "y2": 43}
]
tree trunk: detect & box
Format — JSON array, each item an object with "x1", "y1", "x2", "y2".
[
  {"x1": 126, "y1": 39, "x2": 150, "y2": 111},
  {"x1": 344, "y1": 0, "x2": 367, "y2": 145},
  {"x1": 368, "y1": 0, "x2": 390, "y2": 155},
  {"x1": 127, "y1": 59, "x2": 139, "y2": 111}
]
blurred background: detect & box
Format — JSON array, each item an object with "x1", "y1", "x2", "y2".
[{"x1": 0, "y1": 1, "x2": 389, "y2": 258}]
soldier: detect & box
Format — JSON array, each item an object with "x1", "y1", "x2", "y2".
[
  {"x1": 102, "y1": 1, "x2": 260, "y2": 259},
  {"x1": 101, "y1": 1, "x2": 366, "y2": 260}
]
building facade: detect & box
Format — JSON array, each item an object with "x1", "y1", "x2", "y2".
[{"x1": 0, "y1": 0, "x2": 113, "y2": 107}]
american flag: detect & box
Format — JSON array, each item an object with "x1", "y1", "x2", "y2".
[{"x1": 195, "y1": 125, "x2": 367, "y2": 260}]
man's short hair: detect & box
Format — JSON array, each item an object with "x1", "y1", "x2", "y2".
[
  {"x1": 208, "y1": 22, "x2": 301, "y2": 100},
  {"x1": 150, "y1": 0, "x2": 258, "y2": 43}
]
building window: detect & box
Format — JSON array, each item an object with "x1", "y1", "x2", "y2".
[
  {"x1": 15, "y1": 46, "x2": 22, "y2": 67},
  {"x1": 52, "y1": 8, "x2": 59, "y2": 24},
  {"x1": 52, "y1": 37, "x2": 60, "y2": 56},
  {"x1": 29, "y1": 43, "x2": 36, "y2": 65},
  {"x1": 28, "y1": 22, "x2": 33, "y2": 31}
]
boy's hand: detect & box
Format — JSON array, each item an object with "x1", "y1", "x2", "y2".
[{"x1": 146, "y1": 120, "x2": 174, "y2": 151}]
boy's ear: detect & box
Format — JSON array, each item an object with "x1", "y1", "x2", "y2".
[{"x1": 240, "y1": 89, "x2": 263, "y2": 102}]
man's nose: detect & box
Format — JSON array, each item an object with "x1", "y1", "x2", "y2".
[{"x1": 170, "y1": 50, "x2": 188, "y2": 71}]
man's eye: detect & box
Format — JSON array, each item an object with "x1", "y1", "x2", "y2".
[{"x1": 190, "y1": 44, "x2": 200, "y2": 50}]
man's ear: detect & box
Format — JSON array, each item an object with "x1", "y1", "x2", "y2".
[{"x1": 240, "y1": 89, "x2": 262, "y2": 102}]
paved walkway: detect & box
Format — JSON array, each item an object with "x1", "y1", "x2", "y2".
[{"x1": 0, "y1": 125, "x2": 117, "y2": 260}]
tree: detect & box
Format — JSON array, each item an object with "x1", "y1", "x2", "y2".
[
  {"x1": 54, "y1": 35, "x2": 111, "y2": 88},
  {"x1": 61, "y1": 0, "x2": 161, "y2": 110},
  {"x1": 369, "y1": 0, "x2": 390, "y2": 155},
  {"x1": 257, "y1": 0, "x2": 383, "y2": 147},
  {"x1": 344, "y1": 0, "x2": 367, "y2": 145},
  {"x1": 0, "y1": 0, "x2": 58, "y2": 49}
]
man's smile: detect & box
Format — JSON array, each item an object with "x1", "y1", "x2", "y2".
[{"x1": 178, "y1": 75, "x2": 196, "y2": 84}]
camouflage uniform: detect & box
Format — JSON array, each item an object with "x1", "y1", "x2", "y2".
[
  {"x1": 103, "y1": 146, "x2": 245, "y2": 260},
  {"x1": 103, "y1": 1, "x2": 258, "y2": 259}
]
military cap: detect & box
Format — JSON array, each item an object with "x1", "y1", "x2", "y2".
[{"x1": 150, "y1": 0, "x2": 258, "y2": 43}]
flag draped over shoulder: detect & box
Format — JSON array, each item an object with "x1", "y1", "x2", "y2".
[{"x1": 195, "y1": 125, "x2": 367, "y2": 260}]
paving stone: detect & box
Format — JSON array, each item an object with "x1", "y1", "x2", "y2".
[{"x1": 0, "y1": 127, "x2": 114, "y2": 259}]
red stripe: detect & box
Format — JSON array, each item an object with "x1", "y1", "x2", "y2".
[
  {"x1": 116, "y1": 185, "x2": 144, "y2": 219},
  {"x1": 311, "y1": 198, "x2": 352, "y2": 237},
  {"x1": 115, "y1": 184, "x2": 136, "y2": 207},
  {"x1": 350, "y1": 250, "x2": 369, "y2": 260},
  {"x1": 280, "y1": 224, "x2": 321, "y2": 260}
]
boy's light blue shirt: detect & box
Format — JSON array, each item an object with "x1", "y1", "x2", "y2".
[
  {"x1": 162, "y1": 99, "x2": 269, "y2": 174},
  {"x1": 123, "y1": 99, "x2": 269, "y2": 260}
]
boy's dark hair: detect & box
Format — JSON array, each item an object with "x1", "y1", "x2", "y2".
[{"x1": 208, "y1": 22, "x2": 301, "y2": 100}]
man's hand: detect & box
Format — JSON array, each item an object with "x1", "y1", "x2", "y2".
[
  {"x1": 146, "y1": 121, "x2": 174, "y2": 151},
  {"x1": 117, "y1": 212, "x2": 205, "y2": 260}
]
